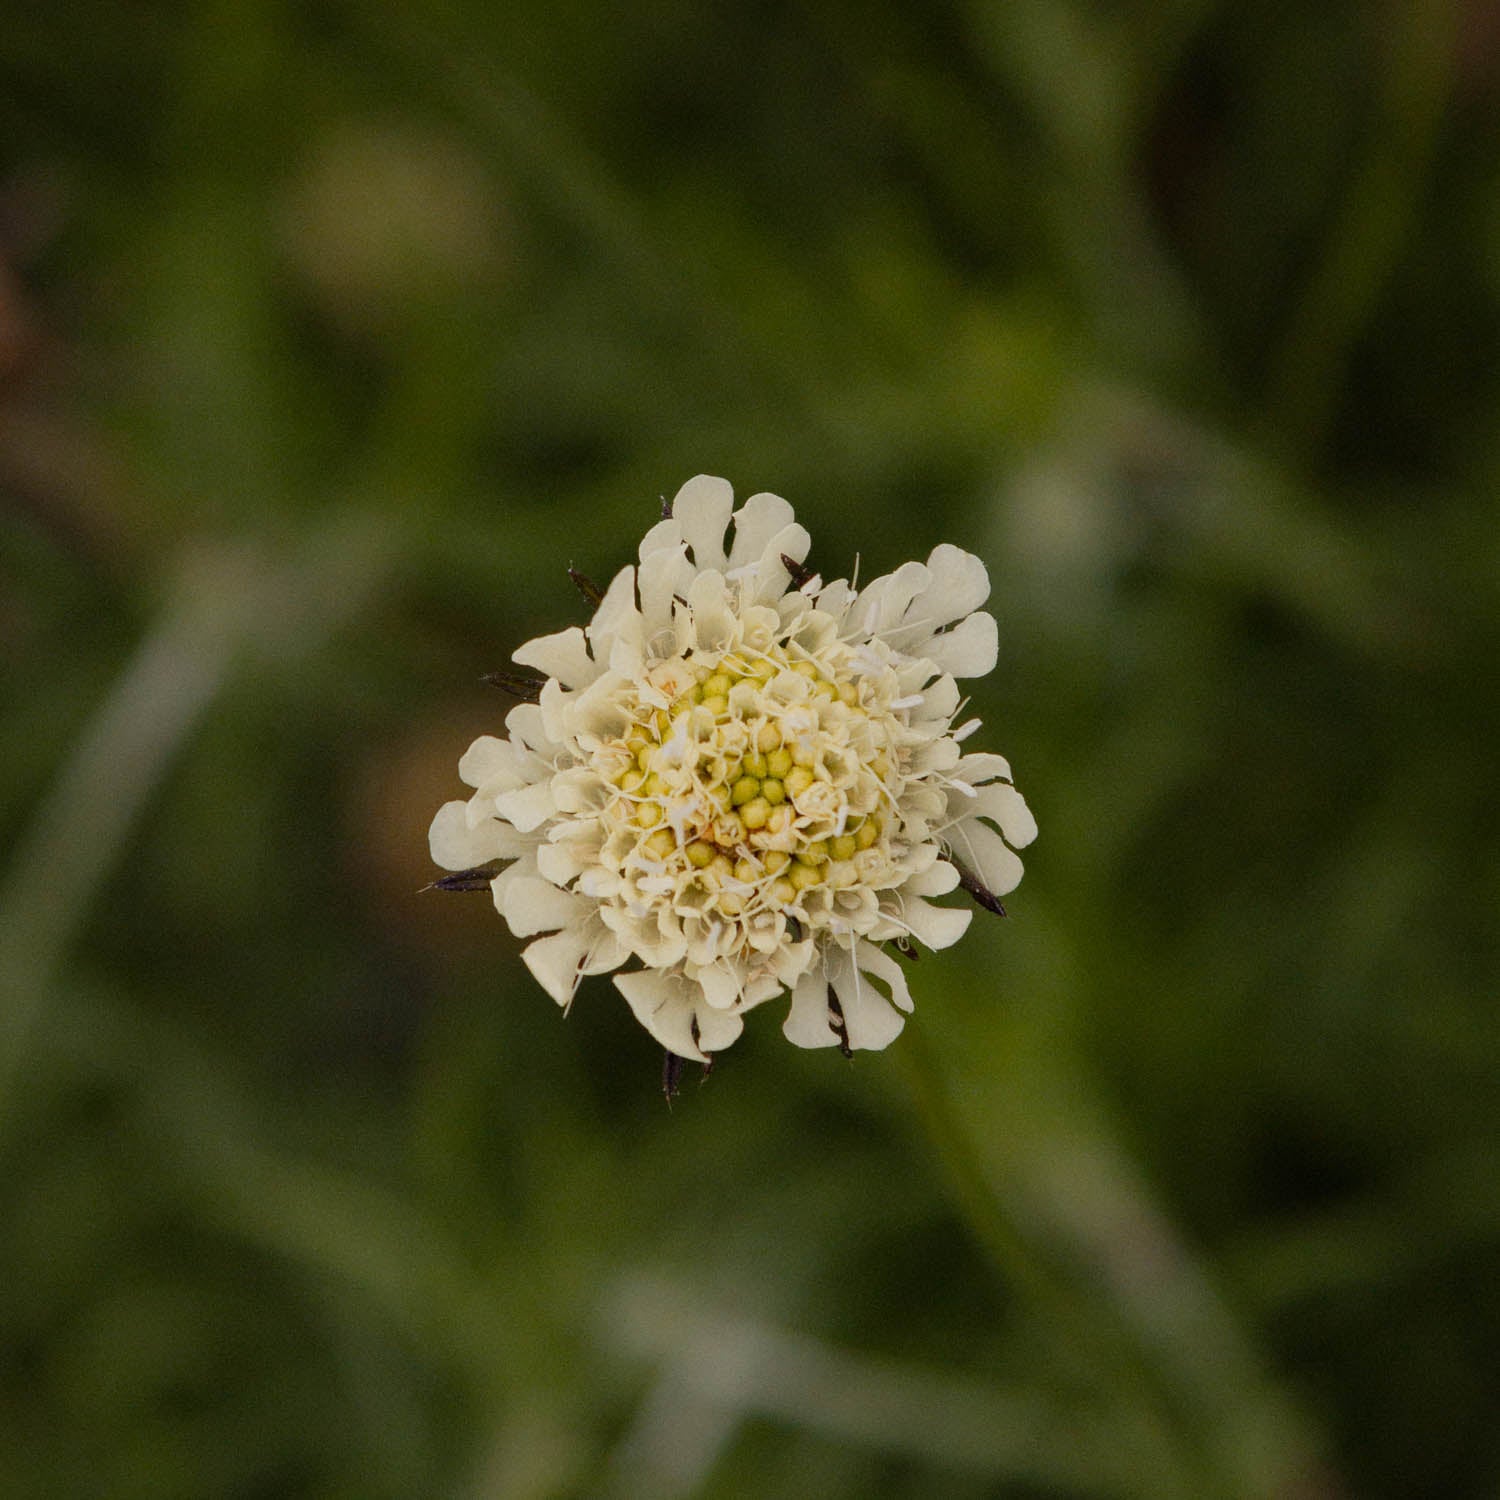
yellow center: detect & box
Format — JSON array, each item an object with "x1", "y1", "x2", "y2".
[{"x1": 594, "y1": 642, "x2": 899, "y2": 933}]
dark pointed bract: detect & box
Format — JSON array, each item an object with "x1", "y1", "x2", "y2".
[
  {"x1": 781, "y1": 553, "x2": 816, "y2": 590},
  {"x1": 568, "y1": 567, "x2": 604, "y2": 608},
  {"x1": 950, "y1": 859, "x2": 1008, "y2": 917},
  {"x1": 481, "y1": 670, "x2": 545, "y2": 702}
]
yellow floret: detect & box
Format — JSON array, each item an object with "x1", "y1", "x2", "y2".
[{"x1": 740, "y1": 797, "x2": 770, "y2": 830}]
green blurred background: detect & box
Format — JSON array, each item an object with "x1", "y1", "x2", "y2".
[{"x1": 4, "y1": 3, "x2": 1499, "y2": 1496}]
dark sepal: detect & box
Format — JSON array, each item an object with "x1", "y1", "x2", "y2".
[
  {"x1": 781, "y1": 553, "x2": 817, "y2": 590},
  {"x1": 568, "y1": 567, "x2": 604, "y2": 608},
  {"x1": 425, "y1": 866, "x2": 500, "y2": 893},
  {"x1": 481, "y1": 670, "x2": 544, "y2": 702},
  {"x1": 826, "y1": 985, "x2": 854, "y2": 1059},
  {"x1": 661, "y1": 493, "x2": 673, "y2": 520},
  {"x1": 892, "y1": 936, "x2": 920, "y2": 962},
  {"x1": 662, "y1": 1048, "x2": 684, "y2": 1104},
  {"x1": 950, "y1": 859, "x2": 1007, "y2": 917}
]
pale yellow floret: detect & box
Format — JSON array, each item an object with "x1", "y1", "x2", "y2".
[
  {"x1": 740, "y1": 796, "x2": 770, "y2": 830},
  {"x1": 784, "y1": 765, "x2": 815, "y2": 798},
  {"x1": 855, "y1": 817, "x2": 880, "y2": 849},
  {"x1": 789, "y1": 862, "x2": 821, "y2": 891},
  {"x1": 770, "y1": 877, "x2": 797, "y2": 904},
  {"x1": 760, "y1": 777, "x2": 785, "y2": 805},
  {"x1": 730, "y1": 775, "x2": 760, "y2": 806},
  {"x1": 635, "y1": 801, "x2": 661, "y2": 828},
  {"x1": 687, "y1": 840, "x2": 716, "y2": 869},
  {"x1": 645, "y1": 828, "x2": 676, "y2": 860},
  {"x1": 766, "y1": 746, "x2": 793, "y2": 779},
  {"x1": 756, "y1": 722, "x2": 781, "y2": 753},
  {"x1": 830, "y1": 833, "x2": 858, "y2": 861},
  {"x1": 763, "y1": 849, "x2": 791, "y2": 874},
  {"x1": 734, "y1": 858, "x2": 759, "y2": 884}
]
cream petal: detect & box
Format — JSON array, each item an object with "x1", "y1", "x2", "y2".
[
  {"x1": 637, "y1": 542, "x2": 694, "y2": 633},
  {"x1": 727, "y1": 491, "x2": 796, "y2": 567},
  {"x1": 914, "y1": 544, "x2": 990, "y2": 624},
  {"x1": 828, "y1": 944, "x2": 906, "y2": 1051},
  {"x1": 853, "y1": 561, "x2": 930, "y2": 637},
  {"x1": 969, "y1": 782, "x2": 1039, "y2": 849},
  {"x1": 513, "y1": 625, "x2": 598, "y2": 689},
  {"x1": 904, "y1": 859, "x2": 962, "y2": 898},
  {"x1": 429, "y1": 801, "x2": 514, "y2": 870},
  {"x1": 614, "y1": 971, "x2": 709, "y2": 1061},
  {"x1": 671, "y1": 474, "x2": 735, "y2": 570},
  {"x1": 492, "y1": 779, "x2": 557, "y2": 833},
  {"x1": 457, "y1": 735, "x2": 521, "y2": 790},
  {"x1": 522, "y1": 923, "x2": 594, "y2": 1007},
  {"x1": 492, "y1": 869, "x2": 587, "y2": 936},
  {"x1": 944, "y1": 815, "x2": 1026, "y2": 897},
  {"x1": 637, "y1": 513, "x2": 682, "y2": 559},
  {"x1": 954, "y1": 751, "x2": 1014, "y2": 786},
  {"x1": 535, "y1": 838, "x2": 587, "y2": 886},
  {"x1": 894, "y1": 895, "x2": 972, "y2": 950},
  {"x1": 744, "y1": 522, "x2": 813, "y2": 605},
  {"x1": 587, "y1": 567, "x2": 645, "y2": 658},
  {"x1": 917, "y1": 611, "x2": 998, "y2": 679},
  {"x1": 783, "y1": 968, "x2": 840, "y2": 1048},
  {"x1": 685, "y1": 569, "x2": 735, "y2": 652},
  {"x1": 504, "y1": 702, "x2": 558, "y2": 756},
  {"x1": 693, "y1": 960, "x2": 742, "y2": 1012}
]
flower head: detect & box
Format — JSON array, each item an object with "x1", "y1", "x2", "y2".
[{"x1": 430, "y1": 476, "x2": 1036, "y2": 1064}]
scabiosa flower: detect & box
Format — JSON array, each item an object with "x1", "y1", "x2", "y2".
[{"x1": 430, "y1": 476, "x2": 1035, "y2": 1068}]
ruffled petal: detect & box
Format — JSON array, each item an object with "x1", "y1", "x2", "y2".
[
  {"x1": 913, "y1": 544, "x2": 990, "y2": 625},
  {"x1": 429, "y1": 801, "x2": 520, "y2": 870},
  {"x1": 522, "y1": 923, "x2": 593, "y2": 1007},
  {"x1": 783, "y1": 968, "x2": 840, "y2": 1048},
  {"x1": 918, "y1": 611, "x2": 998, "y2": 679},
  {"x1": 671, "y1": 474, "x2": 735, "y2": 571},
  {"x1": 492, "y1": 779, "x2": 556, "y2": 833},
  {"x1": 491, "y1": 868, "x2": 588, "y2": 936},
  {"x1": 727, "y1": 491, "x2": 796, "y2": 567},
  {"x1": 614, "y1": 969, "x2": 744, "y2": 1061},
  {"x1": 513, "y1": 625, "x2": 599, "y2": 689},
  {"x1": 827, "y1": 942, "x2": 908, "y2": 1051},
  {"x1": 943, "y1": 815, "x2": 1025, "y2": 898}
]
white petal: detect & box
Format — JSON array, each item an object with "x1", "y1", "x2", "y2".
[
  {"x1": 522, "y1": 923, "x2": 593, "y2": 1007},
  {"x1": 919, "y1": 611, "x2": 998, "y2": 679},
  {"x1": 457, "y1": 736, "x2": 520, "y2": 790},
  {"x1": 954, "y1": 752, "x2": 1014, "y2": 786},
  {"x1": 694, "y1": 960, "x2": 741, "y2": 1012},
  {"x1": 727, "y1": 491, "x2": 795, "y2": 567},
  {"x1": 914, "y1": 544, "x2": 990, "y2": 624},
  {"x1": 491, "y1": 869, "x2": 587, "y2": 936},
  {"x1": 615, "y1": 971, "x2": 707, "y2": 1061},
  {"x1": 535, "y1": 838, "x2": 587, "y2": 886},
  {"x1": 783, "y1": 969, "x2": 840, "y2": 1049},
  {"x1": 855, "y1": 561, "x2": 930, "y2": 637},
  {"x1": 969, "y1": 782, "x2": 1039, "y2": 849},
  {"x1": 896, "y1": 895, "x2": 972, "y2": 951},
  {"x1": 504, "y1": 702, "x2": 558, "y2": 756},
  {"x1": 744, "y1": 522, "x2": 813, "y2": 605},
  {"x1": 429, "y1": 801, "x2": 514, "y2": 870},
  {"x1": 492, "y1": 779, "x2": 556, "y2": 833},
  {"x1": 944, "y1": 815, "x2": 1025, "y2": 897},
  {"x1": 904, "y1": 859, "x2": 962, "y2": 898},
  {"x1": 828, "y1": 944, "x2": 907, "y2": 1051},
  {"x1": 638, "y1": 543, "x2": 694, "y2": 632},
  {"x1": 513, "y1": 625, "x2": 598, "y2": 689},
  {"x1": 587, "y1": 567, "x2": 644, "y2": 659},
  {"x1": 637, "y1": 516, "x2": 681, "y2": 561},
  {"x1": 671, "y1": 474, "x2": 734, "y2": 570},
  {"x1": 685, "y1": 569, "x2": 735, "y2": 652}
]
